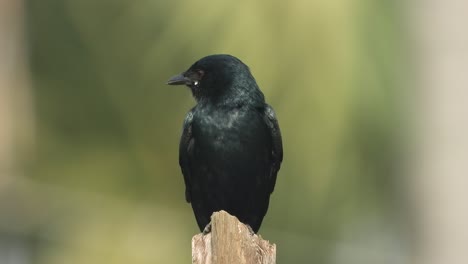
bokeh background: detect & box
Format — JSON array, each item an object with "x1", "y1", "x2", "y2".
[{"x1": 2, "y1": 0, "x2": 466, "y2": 264}]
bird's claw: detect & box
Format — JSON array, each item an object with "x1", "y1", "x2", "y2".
[
  {"x1": 246, "y1": 224, "x2": 255, "y2": 235},
  {"x1": 202, "y1": 222, "x2": 212, "y2": 234}
]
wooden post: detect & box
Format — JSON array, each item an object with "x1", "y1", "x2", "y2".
[{"x1": 192, "y1": 211, "x2": 276, "y2": 264}]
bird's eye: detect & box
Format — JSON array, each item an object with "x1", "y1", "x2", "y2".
[
  {"x1": 196, "y1": 70, "x2": 204, "y2": 79},
  {"x1": 192, "y1": 70, "x2": 204, "y2": 87}
]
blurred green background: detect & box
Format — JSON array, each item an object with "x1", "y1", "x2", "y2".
[{"x1": 1, "y1": 0, "x2": 407, "y2": 263}]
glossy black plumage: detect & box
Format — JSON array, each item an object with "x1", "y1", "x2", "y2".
[{"x1": 168, "y1": 54, "x2": 283, "y2": 233}]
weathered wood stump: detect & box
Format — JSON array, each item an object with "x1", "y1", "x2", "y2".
[{"x1": 192, "y1": 210, "x2": 276, "y2": 264}]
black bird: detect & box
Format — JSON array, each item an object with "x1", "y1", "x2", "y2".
[{"x1": 167, "y1": 54, "x2": 283, "y2": 233}]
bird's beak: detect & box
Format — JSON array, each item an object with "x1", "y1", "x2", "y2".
[{"x1": 167, "y1": 72, "x2": 191, "y2": 86}]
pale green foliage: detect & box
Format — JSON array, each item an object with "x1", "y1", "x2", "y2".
[{"x1": 20, "y1": 0, "x2": 405, "y2": 263}]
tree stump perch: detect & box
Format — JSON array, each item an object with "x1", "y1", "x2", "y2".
[{"x1": 192, "y1": 210, "x2": 276, "y2": 264}]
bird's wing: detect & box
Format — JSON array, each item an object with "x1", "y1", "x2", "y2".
[
  {"x1": 263, "y1": 104, "x2": 283, "y2": 194},
  {"x1": 179, "y1": 110, "x2": 195, "y2": 203}
]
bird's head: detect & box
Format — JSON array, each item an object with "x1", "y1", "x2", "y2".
[{"x1": 167, "y1": 54, "x2": 264, "y2": 105}]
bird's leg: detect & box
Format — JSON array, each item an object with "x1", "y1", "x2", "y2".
[{"x1": 202, "y1": 222, "x2": 212, "y2": 234}]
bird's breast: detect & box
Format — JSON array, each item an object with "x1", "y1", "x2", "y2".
[
  {"x1": 190, "y1": 106, "x2": 271, "y2": 191},
  {"x1": 192, "y1": 107, "x2": 268, "y2": 155}
]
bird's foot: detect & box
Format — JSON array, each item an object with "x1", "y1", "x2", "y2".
[
  {"x1": 246, "y1": 224, "x2": 255, "y2": 235},
  {"x1": 202, "y1": 222, "x2": 212, "y2": 234}
]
